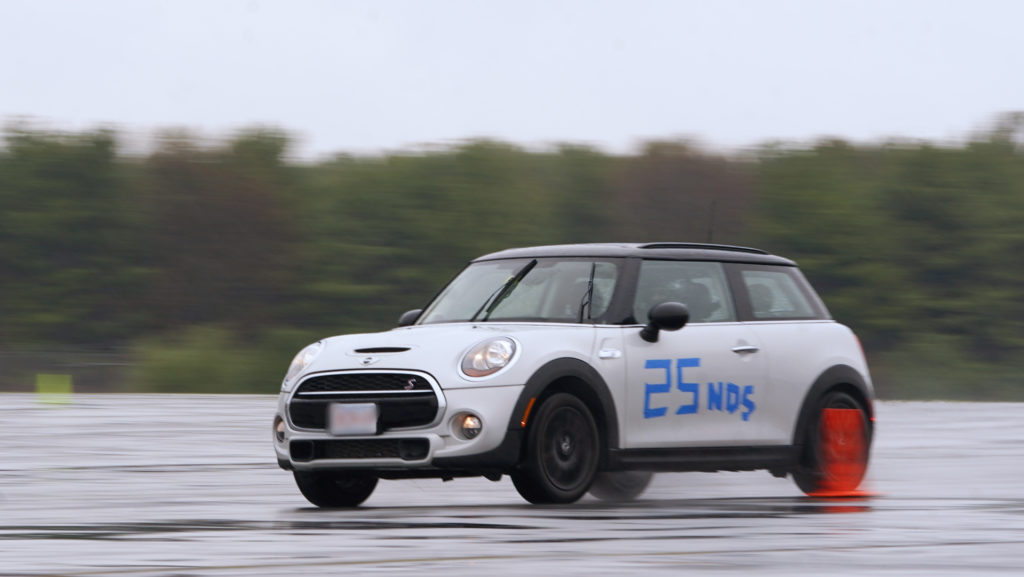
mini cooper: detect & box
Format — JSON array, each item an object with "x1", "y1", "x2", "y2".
[{"x1": 273, "y1": 243, "x2": 874, "y2": 507}]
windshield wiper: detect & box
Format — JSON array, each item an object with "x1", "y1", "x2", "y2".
[
  {"x1": 470, "y1": 259, "x2": 538, "y2": 322},
  {"x1": 578, "y1": 262, "x2": 597, "y2": 322}
]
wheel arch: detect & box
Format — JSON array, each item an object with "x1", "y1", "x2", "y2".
[
  {"x1": 508, "y1": 357, "x2": 620, "y2": 466},
  {"x1": 790, "y1": 364, "x2": 875, "y2": 448}
]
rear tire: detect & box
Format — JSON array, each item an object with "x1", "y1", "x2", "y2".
[
  {"x1": 293, "y1": 470, "x2": 378, "y2": 507},
  {"x1": 588, "y1": 471, "x2": 653, "y2": 502},
  {"x1": 792, "y1": 390, "x2": 870, "y2": 494},
  {"x1": 511, "y1": 393, "x2": 600, "y2": 504}
]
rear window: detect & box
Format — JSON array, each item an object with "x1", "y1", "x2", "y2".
[{"x1": 735, "y1": 265, "x2": 829, "y2": 321}]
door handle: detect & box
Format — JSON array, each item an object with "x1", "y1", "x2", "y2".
[{"x1": 731, "y1": 345, "x2": 759, "y2": 354}]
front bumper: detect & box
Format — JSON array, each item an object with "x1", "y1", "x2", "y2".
[{"x1": 273, "y1": 380, "x2": 525, "y2": 475}]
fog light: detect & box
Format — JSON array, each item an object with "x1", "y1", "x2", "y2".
[
  {"x1": 273, "y1": 416, "x2": 286, "y2": 443},
  {"x1": 454, "y1": 413, "x2": 482, "y2": 440}
]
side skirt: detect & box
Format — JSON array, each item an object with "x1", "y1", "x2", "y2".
[{"x1": 606, "y1": 445, "x2": 798, "y2": 473}]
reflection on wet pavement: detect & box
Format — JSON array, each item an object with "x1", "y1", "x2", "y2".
[{"x1": 1, "y1": 395, "x2": 1023, "y2": 575}]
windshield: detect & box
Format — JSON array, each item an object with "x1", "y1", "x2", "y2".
[{"x1": 418, "y1": 258, "x2": 621, "y2": 324}]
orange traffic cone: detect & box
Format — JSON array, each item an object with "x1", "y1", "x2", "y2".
[{"x1": 809, "y1": 408, "x2": 875, "y2": 498}]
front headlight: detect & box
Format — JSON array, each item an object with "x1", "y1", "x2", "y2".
[
  {"x1": 461, "y1": 337, "x2": 517, "y2": 378},
  {"x1": 282, "y1": 341, "x2": 323, "y2": 391}
]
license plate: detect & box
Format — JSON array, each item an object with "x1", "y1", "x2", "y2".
[{"x1": 328, "y1": 403, "x2": 379, "y2": 436}]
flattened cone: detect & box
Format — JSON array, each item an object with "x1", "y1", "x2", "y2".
[{"x1": 809, "y1": 408, "x2": 874, "y2": 498}]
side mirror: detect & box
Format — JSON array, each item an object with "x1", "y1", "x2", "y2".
[
  {"x1": 397, "y1": 309, "x2": 422, "y2": 327},
  {"x1": 639, "y1": 302, "x2": 689, "y2": 343}
]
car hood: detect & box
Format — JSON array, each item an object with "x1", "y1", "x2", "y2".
[{"x1": 296, "y1": 322, "x2": 599, "y2": 389}]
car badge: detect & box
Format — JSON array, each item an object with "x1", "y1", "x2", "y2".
[
  {"x1": 405, "y1": 378, "x2": 416, "y2": 390},
  {"x1": 360, "y1": 356, "x2": 380, "y2": 366}
]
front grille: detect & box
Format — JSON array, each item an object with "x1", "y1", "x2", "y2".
[
  {"x1": 289, "y1": 372, "x2": 441, "y2": 431},
  {"x1": 296, "y1": 373, "x2": 433, "y2": 394},
  {"x1": 290, "y1": 438, "x2": 430, "y2": 462}
]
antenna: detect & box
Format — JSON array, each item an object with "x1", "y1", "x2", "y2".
[{"x1": 706, "y1": 199, "x2": 717, "y2": 243}]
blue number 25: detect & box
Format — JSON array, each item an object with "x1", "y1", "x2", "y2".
[{"x1": 644, "y1": 358, "x2": 700, "y2": 419}]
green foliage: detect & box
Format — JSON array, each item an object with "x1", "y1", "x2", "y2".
[
  {"x1": 290, "y1": 140, "x2": 614, "y2": 333},
  {"x1": 612, "y1": 141, "x2": 754, "y2": 243},
  {"x1": 129, "y1": 326, "x2": 318, "y2": 394},
  {"x1": 753, "y1": 134, "x2": 1024, "y2": 370},
  {"x1": 3, "y1": 118, "x2": 1024, "y2": 398},
  {"x1": 0, "y1": 126, "x2": 150, "y2": 345},
  {"x1": 871, "y1": 332, "x2": 1024, "y2": 400},
  {"x1": 141, "y1": 129, "x2": 301, "y2": 334}
]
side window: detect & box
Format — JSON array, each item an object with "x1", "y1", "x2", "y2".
[
  {"x1": 740, "y1": 268, "x2": 820, "y2": 320},
  {"x1": 633, "y1": 261, "x2": 735, "y2": 324}
]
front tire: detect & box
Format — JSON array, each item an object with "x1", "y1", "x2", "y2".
[
  {"x1": 511, "y1": 393, "x2": 600, "y2": 504},
  {"x1": 792, "y1": 390, "x2": 870, "y2": 495},
  {"x1": 293, "y1": 470, "x2": 378, "y2": 507}
]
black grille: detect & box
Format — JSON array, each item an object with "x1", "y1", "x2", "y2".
[
  {"x1": 289, "y1": 372, "x2": 440, "y2": 431},
  {"x1": 290, "y1": 438, "x2": 429, "y2": 461},
  {"x1": 296, "y1": 373, "x2": 433, "y2": 394}
]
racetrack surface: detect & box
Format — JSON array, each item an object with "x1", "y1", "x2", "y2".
[{"x1": 1, "y1": 395, "x2": 1022, "y2": 576}]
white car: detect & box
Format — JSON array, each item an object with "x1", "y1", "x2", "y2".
[{"x1": 273, "y1": 243, "x2": 874, "y2": 507}]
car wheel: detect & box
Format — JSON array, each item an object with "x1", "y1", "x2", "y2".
[
  {"x1": 792, "y1": 390, "x2": 870, "y2": 495},
  {"x1": 293, "y1": 470, "x2": 378, "y2": 507},
  {"x1": 511, "y1": 393, "x2": 600, "y2": 504},
  {"x1": 588, "y1": 471, "x2": 654, "y2": 502}
]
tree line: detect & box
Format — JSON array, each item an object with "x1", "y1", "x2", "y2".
[{"x1": 1, "y1": 118, "x2": 1022, "y2": 398}]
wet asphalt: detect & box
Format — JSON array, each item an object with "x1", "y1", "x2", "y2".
[{"x1": 1, "y1": 395, "x2": 1022, "y2": 576}]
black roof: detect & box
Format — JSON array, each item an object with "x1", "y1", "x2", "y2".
[{"x1": 474, "y1": 242, "x2": 796, "y2": 266}]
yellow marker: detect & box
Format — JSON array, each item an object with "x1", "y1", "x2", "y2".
[{"x1": 36, "y1": 373, "x2": 73, "y2": 405}]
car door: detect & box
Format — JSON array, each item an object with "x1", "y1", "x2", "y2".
[
  {"x1": 728, "y1": 263, "x2": 836, "y2": 444},
  {"x1": 623, "y1": 260, "x2": 769, "y2": 448}
]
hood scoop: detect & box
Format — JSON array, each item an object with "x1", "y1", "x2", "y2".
[{"x1": 353, "y1": 347, "x2": 410, "y2": 354}]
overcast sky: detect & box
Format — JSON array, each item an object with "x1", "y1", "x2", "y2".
[{"x1": 2, "y1": 0, "x2": 1023, "y2": 158}]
